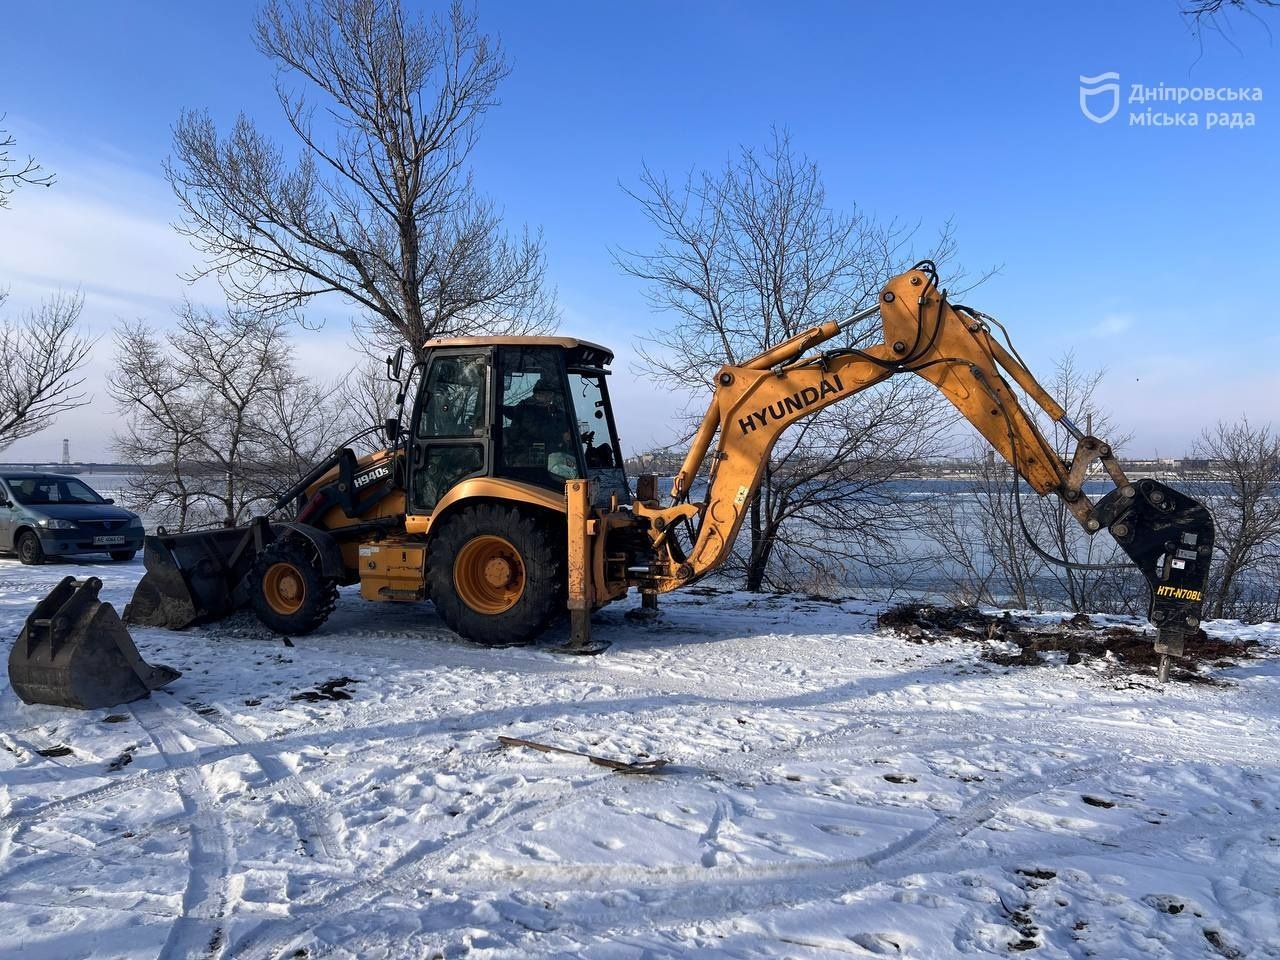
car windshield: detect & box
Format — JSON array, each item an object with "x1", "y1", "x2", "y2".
[{"x1": 3, "y1": 476, "x2": 107, "y2": 506}]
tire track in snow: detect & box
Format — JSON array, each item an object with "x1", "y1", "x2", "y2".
[
  {"x1": 451, "y1": 750, "x2": 1108, "y2": 899},
  {"x1": 0, "y1": 694, "x2": 515, "y2": 832},
  {"x1": 230, "y1": 732, "x2": 1176, "y2": 959},
  {"x1": 163, "y1": 697, "x2": 344, "y2": 862},
  {"x1": 2, "y1": 698, "x2": 1258, "y2": 838},
  {"x1": 226, "y1": 722, "x2": 1055, "y2": 959},
  {"x1": 130, "y1": 698, "x2": 236, "y2": 960},
  {"x1": 549, "y1": 812, "x2": 1280, "y2": 946},
  {"x1": 496, "y1": 769, "x2": 1280, "y2": 943},
  {"x1": 0, "y1": 687, "x2": 911, "y2": 834},
  {"x1": 862, "y1": 754, "x2": 1108, "y2": 867},
  {"x1": 227, "y1": 770, "x2": 630, "y2": 960}
]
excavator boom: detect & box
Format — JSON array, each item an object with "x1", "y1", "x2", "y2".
[{"x1": 628, "y1": 262, "x2": 1214, "y2": 674}]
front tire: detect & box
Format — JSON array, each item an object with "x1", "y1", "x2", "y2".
[
  {"x1": 247, "y1": 539, "x2": 338, "y2": 636},
  {"x1": 427, "y1": 504, "x2": 564, "y2": 646},
  {"x1": 16, "y1": 531, "x2": 45, "y2": 565}
]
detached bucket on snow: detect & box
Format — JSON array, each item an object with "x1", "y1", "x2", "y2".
[{"x1": 8, "y1": 576, "x2": 180, "y2": 710}]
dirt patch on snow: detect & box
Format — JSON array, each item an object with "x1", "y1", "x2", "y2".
[{"x1": 877, "y1": 604, "x2": 1257, "y2": 683}]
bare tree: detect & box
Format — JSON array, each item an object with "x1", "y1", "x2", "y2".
[
  {"x1": 0, "y1": 122, "x2": 54, "y2": 209},
  {"x1": 109, "y1": 305, "x2": 348, "y2": 530},
  {"x1": 926, "y1": 353, "x2": 1141, "y2": 614},
  {"x1": 1190, "y1": 418, "x2": 1280, "y2": 620},
  {"x1": 617, "y1": 130, "x2": 961, "y2": 593},
  {"x1": 243, "y1": 364, "x2": 352, "y2": 499},
  {"x1": 108, "y1": 320, "x2": 204, "y2": 531},
  {"x1": 754, "y1": 377, "x2": 955, "y2": 595},
  {"x1": 336, "y1": 357, "x2": 404, "y2": 453},
  {"x1": 167, "y1": 0, "x2": 556, "y2": 358},
  {"x1": 1184, "y1": 0, "x2": 1277, "y2": 20},
  {"x1": 929, "y1": 447, "x2": 1045, "y2": 609},
  {"x1": 0, "y1": 290, "x2": 93, "y2": 452},
  {"x1": 1025, "y1": 354, "x2": 1139, "y2": 615}
]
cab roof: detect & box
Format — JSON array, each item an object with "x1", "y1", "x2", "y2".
[{"x1": 422, "y1": 335, "x2": 614, "y2": 366}]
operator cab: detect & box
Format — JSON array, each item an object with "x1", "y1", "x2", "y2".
[{"x1": 405, "y1": 337, "x2": 629, "y2": 514}]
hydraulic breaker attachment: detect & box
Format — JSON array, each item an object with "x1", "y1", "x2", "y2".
[
  {"x1": 1093, "y1": 479, "x2": 1215, "y2": 678},
  {"x1": 8, "y1": 576, "x2": 180, "y2": 710},
  {"x1": 125, "y1": 522, "x2": 268, "y2": 629}
]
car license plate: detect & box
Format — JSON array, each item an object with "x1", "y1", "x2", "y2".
[{"x1": 93, "y1": 536, "x2": 126, "y2": 546}]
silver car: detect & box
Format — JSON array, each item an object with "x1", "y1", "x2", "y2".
[{"x1": 0, "y1": 473, "x2": 145, "y2": 565}]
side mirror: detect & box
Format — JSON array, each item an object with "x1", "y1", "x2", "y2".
[
  {"x1": 104, "y1": 498, "x2": 115, "y2": 504},
  {"x1": 386, "y1": 345, "x2": 406, "y2": 381},
  {"x1": 383, "y1": 417, "x2": 400, "y2": 442}
]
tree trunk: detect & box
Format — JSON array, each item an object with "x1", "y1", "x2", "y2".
[{"x1": 1212, "y1": 554, "x2": 1242, "y2": 619}]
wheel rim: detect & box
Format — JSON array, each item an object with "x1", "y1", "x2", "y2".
[
  {"x1": 262, "y1": 562, "x2": 307, "y2": 616},
  {"x1": 19, "y1": 536, "x2": 36, "y2": 562},
  {"x1": 453, "y1": 535, "x2": 525, "y2": 615}
]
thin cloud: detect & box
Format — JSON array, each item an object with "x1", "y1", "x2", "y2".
[{"x1": 1087, "y1": 313, "x2": 1133, "y2": 338}]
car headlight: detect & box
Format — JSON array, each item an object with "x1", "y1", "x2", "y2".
[
  {"x1": 38, "y1": 518, "x2": 77, "y2": 530},
  {"x1": 128, "y1": 516, "x2": 144, "y2": 529}
]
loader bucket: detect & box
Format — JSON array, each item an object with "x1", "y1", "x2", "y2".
[
  {"x1": 8, "y1": 576, "x2": 180, "y2": 710},
  {"x1": 125, "y1": 527, "x2": 255, "y2": 629}
]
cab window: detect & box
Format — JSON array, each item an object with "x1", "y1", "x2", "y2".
[
  {"x1": 494, "y1": 346, "x2": 581, "y2": 490},
  {"x1": 567, "y1": 372, "x2": 620, "y2": 471},
  {"x1": 411, "y1": 352, "x2": 489, "y2": 512},
  {"x1": 417, "y1": 354, "x2": 488, "y2": 438}
]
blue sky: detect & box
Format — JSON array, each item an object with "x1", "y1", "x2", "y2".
[{"x1": 1, "y1": 0, "x2": 1277, "y2": 460}]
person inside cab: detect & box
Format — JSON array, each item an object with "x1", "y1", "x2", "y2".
[{"x1": 503, "y1": 377, "x2": 578, "y2": 479}]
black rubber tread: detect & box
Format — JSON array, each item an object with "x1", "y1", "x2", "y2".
[
  {"x1": 427, "y1": 503, "x2": 565, "y2": 647},
  {"x1": 110, "y1": 550, "x2": 137, "y2": 562},
  {"x1": 16, "y1": 530, "x2": 45, "y2": 565},
  {"x1": 247, "y1": 538, "x2": 339, "y2": 636}
]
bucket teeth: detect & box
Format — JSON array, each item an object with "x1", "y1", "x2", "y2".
[{"x1": 8, "y1": 576, "x2": 180, "y2": 710}]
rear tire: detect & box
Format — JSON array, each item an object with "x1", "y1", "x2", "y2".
[
  {"x1": 110, "y1": 550, "x2": 137, "y2": 561},
  {"x1": 427, "y1": 504, "x2": 564, "y2": 646},
  {"x1": 247, "y1": 539, "x2": 338, "y2": 636},
  {"x1": 16, "y1": 531, "x2": 45, "y2": 565}
]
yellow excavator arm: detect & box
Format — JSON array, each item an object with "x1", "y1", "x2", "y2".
[{"x1": 630, "y1": 262, "x2": 1215, "y2": 675}]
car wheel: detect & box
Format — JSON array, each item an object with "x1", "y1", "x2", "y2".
[
  {"x1": 110, "y1": 550, "x2": 137, "y2": 561},
  {"x1": 16, "y1": 530, "x2": 46, "y2": 566},
  {"x1": 247, "y1": 539, "x2": 339, "y2": 636},
  {"x1": 426, "y1": 504, "x2": 564, "y2": 646}
]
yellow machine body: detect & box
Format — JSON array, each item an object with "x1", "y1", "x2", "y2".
[{"x1": 358, "y1": 542, "x2": 428, "y2": 602}]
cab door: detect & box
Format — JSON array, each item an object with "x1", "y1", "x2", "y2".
[{"x1": 406, "y1": 350, "x2": 492, "y2": 515}]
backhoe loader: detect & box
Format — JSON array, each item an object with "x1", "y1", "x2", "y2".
[{"x1": 8, "y1": 261, "x2": 1215, "y2": 707}]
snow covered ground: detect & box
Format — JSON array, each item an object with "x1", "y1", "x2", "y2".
[{"x1": 1, "y1": 556, "x2": 1278, "y2": 960}]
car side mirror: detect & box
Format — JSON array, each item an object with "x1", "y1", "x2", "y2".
[
  {"x1": 104, "y1": 498, "x2": 115, "y2": 504},
  {"x1": 384, "y1": 417, "x2": 400, "y2": 442}
]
